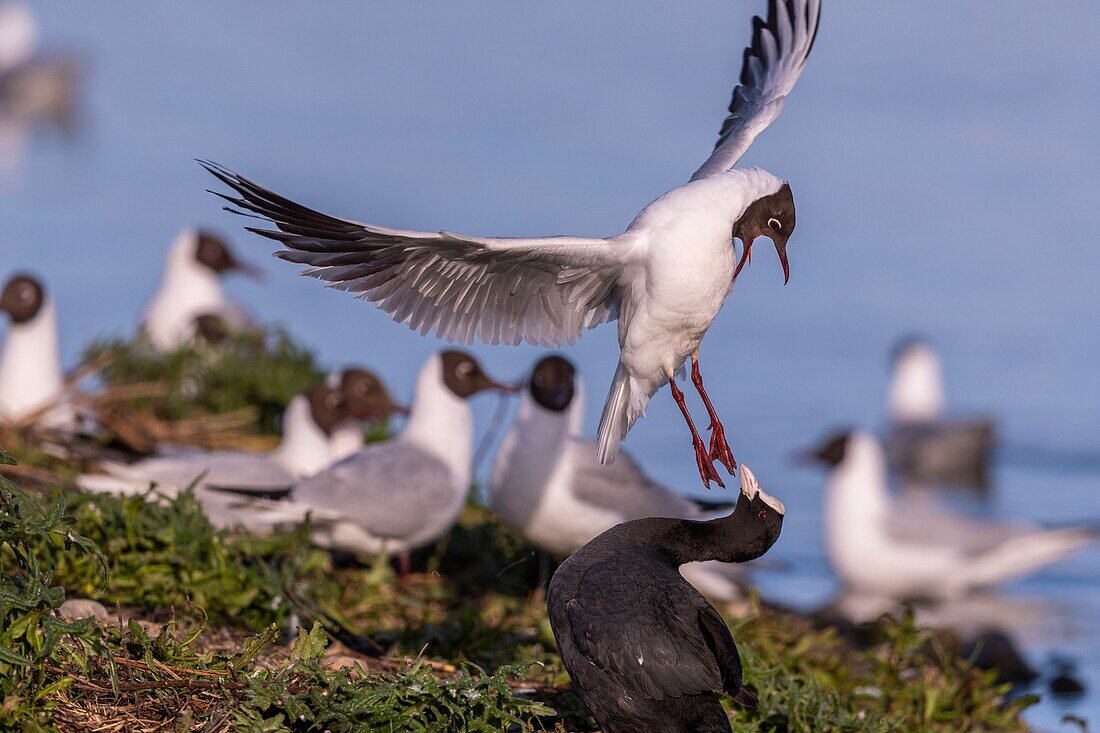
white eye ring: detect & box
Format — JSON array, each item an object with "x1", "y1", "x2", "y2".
[
  {"x1": 456, "y1": 362, "x2": 475, "y2": 379},
  {"x1": 767, "y1": 217, "x2": 782, "y2": 232}
]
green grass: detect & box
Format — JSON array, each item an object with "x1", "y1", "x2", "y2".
[
  {"x1": 83, "y1": 327, "x2": 324, "y2": 435},
  {"x1": 0, "y1": 446, "x2": 1036, "y2": 732}
]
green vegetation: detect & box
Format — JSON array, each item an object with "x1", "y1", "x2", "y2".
[
  {"x1": 0, "y1": 442, "x2": 1037, "y2": 732},
  {"x1": 83, "y1": 328, "x2": 324, "y2": 436}
]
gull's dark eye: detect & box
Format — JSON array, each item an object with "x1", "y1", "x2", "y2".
[
  {"x1": 757, "y1": 510, "x2": 766, "y2": 522},
  {"x1": 767, "y1": 218, "x2": 782, "y2": 232},
  {"x1": 456, "y1": 362, "x2": 475, "y2": 379}
]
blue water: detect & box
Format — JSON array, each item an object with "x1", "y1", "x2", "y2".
[{"x1": 2, "y1": 3, "x2": 1097, "y2": 728}]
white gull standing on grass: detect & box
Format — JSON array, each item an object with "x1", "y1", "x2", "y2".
[
  {"x1": 489, "y1": 355, "x2": 753, "y2": 602},
  {"x1": 141, "y1": 229, "x2": 262, "y2": 352},
  {"x1": 211, "y1": 351, "x2": 515, "y2": 562},
  {"x1": 203, "y1": 0, "x2": 821, "y2": 489},
  {"x1": 801, "y1": 430, "x2": 1096, "y2": 599}
]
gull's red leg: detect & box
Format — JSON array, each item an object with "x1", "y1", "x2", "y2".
[
  {"x1": 691, "y1": 355, "x2": 736, "y2": 475},
  {"x1": 668, "y1": 376, "x2": 725, "y2": 489}
]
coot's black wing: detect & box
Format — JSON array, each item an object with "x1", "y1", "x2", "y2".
[{"x1": 563, "y1": 561, "x2": 725, "y2": 700}]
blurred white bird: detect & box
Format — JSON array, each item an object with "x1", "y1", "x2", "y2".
[
  {"x1": 886, "y1": 337, "x2": 995, "y2": 485},
  {"x1": 0, "y1": 272, "x2": 83, "y2": 431},
  {"x1": 203, "y1": 0, "x2": 821, "y2": 489},
  {"x1": 141, "y1": 229, "x2": 261, "y2": 352},
  {"x1": 803, "y1": 430, "x2": 1096, "y2": 599},
  {"x1": 212, "y1": 351, "x2": 514, "y2": 560},
  {"x1": 490, "y1": 355, "x2": 749, "y2": 601}
]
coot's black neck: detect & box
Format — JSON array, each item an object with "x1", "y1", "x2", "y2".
[{"x1": 652, "y1": 492, "x2": 765, "y2": 566}]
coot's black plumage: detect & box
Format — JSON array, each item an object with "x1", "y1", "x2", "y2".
[{"x1": 547, "y1": 466, "x2": 784, "y2": 733}]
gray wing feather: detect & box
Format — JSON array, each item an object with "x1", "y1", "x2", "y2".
[
  {"x1": 291, "y1": 442, "x2": 454, "y2": 541},
  {"x1": 690, "y1": 0, "x2": 821, "y2": 181},
  {"x1": 202, "y1": 162, "x2": 625, "y2": 348},
  {"x1": 569, "y1": 439, "x2": 699, "y2": 520}
]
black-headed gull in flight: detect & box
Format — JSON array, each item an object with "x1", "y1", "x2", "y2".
[{"x1": 204, "y1": 0, "x2": 820, "y2": 488}]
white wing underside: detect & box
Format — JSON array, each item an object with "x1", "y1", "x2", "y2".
[
  {"x1": 204, "y1": 163, "x2": 627, "y2": 348},
  {"x1": 691, "y1": 0, "x2": 820, "y2": 181}
]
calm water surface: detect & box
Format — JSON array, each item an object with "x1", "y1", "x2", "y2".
[{"x1": 2, "y1": 3, "x2": 1097, "y2": 728}]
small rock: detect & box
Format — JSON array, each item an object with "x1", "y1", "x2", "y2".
[
  {"x1": 1050, "y1": 671, "x2": 1086, "y2": 697},
  {"x1": 58, "y1": 599, "x2": 109, "y2": 623},
  {"x1": 961, "y1": 630, "x2": 1037, "y2": 685}
]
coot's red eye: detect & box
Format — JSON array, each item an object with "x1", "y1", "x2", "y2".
[{"x1": 757, "y1": 510, "x2": 766, "y2": 522}]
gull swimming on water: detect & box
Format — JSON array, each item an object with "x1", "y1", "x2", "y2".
[
  {"x1": 141, "y1": 228, "x2": 262, "y2": 352},
  {"x1": 490, "y1": 355, "x2": 748, "y2": 601},
  {"x1": 885, "y1": 337, "x2": 995, "y2": 486},
  {"x1": 213, "y1": 350, "x2": 514, "y2": 559},
  {"x1": 802, "y1": 430, "x2": 1096, "y2": 599},
  {"x1": 203, "y1": 0, "x2": 821, "y2": 488}
]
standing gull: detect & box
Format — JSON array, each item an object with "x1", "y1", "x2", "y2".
[
  {"x1": 490, "y1": 355, "x2": 747, "y2": 601},
  {"x1": 0, "y1": 272, "x2": 82, "y2": 430},
  {"x1": 203, "y1": 0, "x2": 820, "y2": 488},
  {"x1": 214, "y1": 351, "x2": 514, "y2": 559}
]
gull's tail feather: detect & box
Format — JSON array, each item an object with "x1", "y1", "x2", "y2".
[{"x1": 596, "y1": 363, "x2": 631, "y2": 465}]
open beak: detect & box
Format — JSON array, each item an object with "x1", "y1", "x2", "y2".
[
  {"x1": 774, "y1": 238, "x2": 790, "y2": 285},
  {"x1": 733, "y1": 236, "x2": 754, "y2": 281}
]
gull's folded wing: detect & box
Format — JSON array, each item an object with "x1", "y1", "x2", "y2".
[
  {"x1": 690, "y1": 0, "x2": 820, "y2": 181},
  {"x1": 203, "y1": 162, "x2": 628, "y2": 347}
]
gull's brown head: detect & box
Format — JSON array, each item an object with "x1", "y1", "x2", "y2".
[
  {"x1": 732, "y1": 182, "x2": 795, "y2": 284},
  {"x1": 0, "y1": 273, "x2": 45, "y2": 325}
]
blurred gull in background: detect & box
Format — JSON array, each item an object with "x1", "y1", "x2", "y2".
[
  {"x1": 0, "y1": 2, "x2": 81, "y2": 180},
  {"x1": 141, "y1": 229, "x2": 262, "y2": 352},
  {"x1": 802, "y1": 430, "x2": 1096, "y2": 599},
  {"x1": 0, "y1": 272, "x2": 85, "y2": 431},
  {"x1": 490, "y1": 354, "x2": 747, "y2": 602},
  {"x1": 885, "y1": 337, "x2": 996, "y2": 486}
]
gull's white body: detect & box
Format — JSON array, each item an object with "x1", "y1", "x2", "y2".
[
  {"x1": 0, "y1": 2, "x2": 36, "y2": 73},
  {"x1": 142, "y1": 229, "x2": 247, "y2": 352},
  {"x1": 888, "y1": 342, "x2": 946, "y2": 422},
  {"x1": 490, "y1": 374, "x2": 746, "y2": 601},
  {"x1": 232, "y1": 354, "x2": 476, "y2": 556},
  {"x1": 77, "y1": 394, "x2": 339, "y2": 529},
  {"x1": 597, "y1": 169, "x2": 784, "y2": 461},
  {"x1": 825, "y1": 432, "x2": 1094, "y2": 599},
  {"x1": 205, "y1": 0, "x2": 820, "y2": 464},
  {"x1": 0, "y1": 294, "x2": 77, "y2": 429}
]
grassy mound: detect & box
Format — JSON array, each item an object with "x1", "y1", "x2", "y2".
[{"x1": 0, "y1": 446, "x2": 1036, "y2": 732}]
